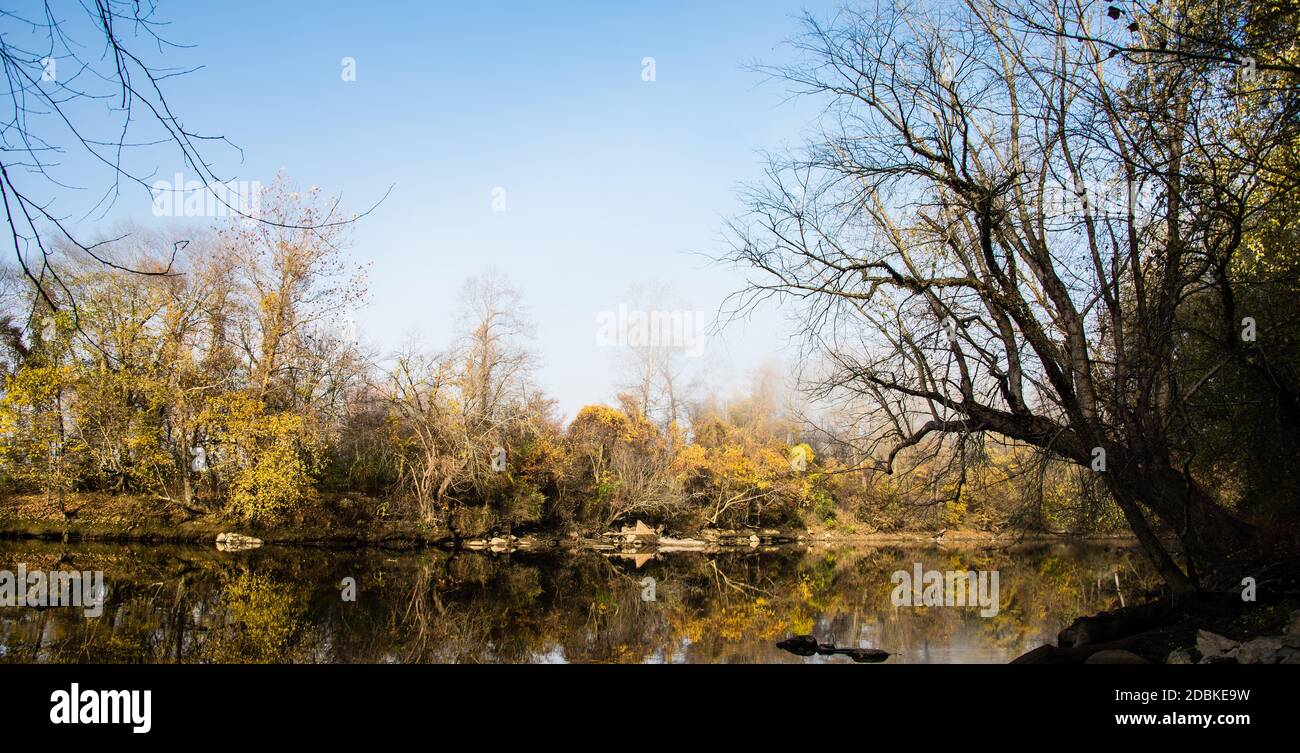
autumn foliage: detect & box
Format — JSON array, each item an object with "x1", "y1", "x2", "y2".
[{"x1": 0, "y1": 179, "x2": 1116, "y2": 537}]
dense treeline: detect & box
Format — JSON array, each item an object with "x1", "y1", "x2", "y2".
[{"x1": 0, "y1": 180, "x2": 1110, "y2": 537}]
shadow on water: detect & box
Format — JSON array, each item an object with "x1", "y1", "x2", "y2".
[{"x1": 0, "y1": 541, "x2": 1155, "y2": 663}]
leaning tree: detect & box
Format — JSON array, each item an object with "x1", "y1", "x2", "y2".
[{"x1": 726, "y1": 0, "x2": 1299, "y2": 595}]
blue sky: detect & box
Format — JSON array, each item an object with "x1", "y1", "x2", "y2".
[{"x1": 67, "y1": 0, "x2": 840, "y2": 418}]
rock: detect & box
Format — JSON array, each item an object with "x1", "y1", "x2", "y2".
[
  {"x1": 1165, "y1": 648, "x2": 1195, "y2": 664},
  {"x1": 835, "y1": 647, "x2": 890, "y2": 663},
  {"x1": 748, "y1": 534, "x2": 760, "y2": 547},
  {"x1": 1010, "y1": 644, "x2": 1063, "y2": 664},
  {"x1": 1085, "y1": 649, "x2": 1151, "y2": 664},
  {"x1": 216, "y1": 531, "x2": 261, "y2": 545},
  {"x1": 658, "y1": 536, "x2": 707, "y2": 550},
  {"x1": 1200, "y1": 653, "x2": 1238, "y2": 664},
  {"x1": 776, "y1": 634, "x2": 890, "y2": 663},
  {"x1": 215, "y1": 532, "x2": 263, "y2": 552},
  {"x1": 1287, "y1": 610, "x2": 1300, "y2": 636},
  {"x1": 776, "y1": 635, "x2": 819, "y2": 656},
  {"x1": 1196, "y1": 630, "x2": 1238, "y2": 660},
  {"x1": 620, "y1": 520, "x2": 658, "y2": 544},
  {"x1": 1233, "y1": 635, "x2": 1300, "y2": 665}
]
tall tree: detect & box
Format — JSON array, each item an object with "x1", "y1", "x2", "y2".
[{"x1": 725, "y1": 0, "x2": 1299, "y2": 595}]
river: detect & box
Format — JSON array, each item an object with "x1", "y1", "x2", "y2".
[{"x1": 0, "y1": 540, "x2": 1153, "y2": 663}]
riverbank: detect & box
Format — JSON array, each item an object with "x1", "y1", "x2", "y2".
[
  {"x1": 0, "y1": 516, "x2": 1138, "y2": 551},
  {"x1": 0, "y1": 490, "x2": 1137, "y2": 552},
  {"x1": 1012, "y1": 597, "x2": 1300, "y2": 664},
  {"x1": 1012, "y1": 546, "x2": 1300, "y2": 665}
]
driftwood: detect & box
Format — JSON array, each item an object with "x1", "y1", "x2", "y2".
[
  {"x1": 777, "y1": 635, "x2": 889, "y2": 663},
  {"x1": 1056, "y1": 600, "x2": 1179, "y2": 648}
]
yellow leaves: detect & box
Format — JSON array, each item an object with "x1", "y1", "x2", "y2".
[
  {"x1": 0, "y1": 363, "x2": 86, "y2": 494},
  {"x1": 205, "y1": 572, "x2": 306, "y2": 663},
  {"x1": 198, "y1": 391, "x2": 328, "y2": 522},
  {"x1": 714, "y1": 598, "x2": 783, "y2": 641},
  {"x1": 2, "y1": 363, "x2": 75, "y2": 405},
  {"x1": 675, "y1": 442, "x2": 767, "y2": 484},
  {"x1": 673, "y1": 422, "x2": 819, "y2": 527},
  {"x1": 569, "y1": 404, "x2": 629, "y2": 441},
  {"x1": 220, "y1": 409, "x2": 328, "y2": 524},
  {"x1": 569, "y1": 402, "x2": 661, "y2": 447}
]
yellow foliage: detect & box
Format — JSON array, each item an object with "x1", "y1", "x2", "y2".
[
  {"x1": 0, "y1": 364, "x2": 86, "y2": 496},
  {"x1": 207, "y1": 394, "x2": 327, "y2": 523}
]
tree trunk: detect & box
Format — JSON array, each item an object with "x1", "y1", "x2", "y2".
[
  {"x1": 1108, "y1": 484, "x2": 1197, "y2": 598},
  {"x1": 1104, "y1": 459, "x2": 1257, "y2": 595}
]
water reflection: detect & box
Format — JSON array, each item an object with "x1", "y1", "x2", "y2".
[{"x1": 0, "y1": 542, "x2": 1154, "y2": 663}]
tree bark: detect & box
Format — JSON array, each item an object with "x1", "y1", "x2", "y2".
[{"x1": 1104, "y1": 458, "x2": 1257, "y2": 595}]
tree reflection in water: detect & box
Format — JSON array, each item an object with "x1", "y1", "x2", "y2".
[{"x1": 0, "y1": 542, "x2": 1154, "y2": 663}]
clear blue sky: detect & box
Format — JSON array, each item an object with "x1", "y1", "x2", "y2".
[{"x1": 87, "y1": 0, "x2": 840, "y2": 418}]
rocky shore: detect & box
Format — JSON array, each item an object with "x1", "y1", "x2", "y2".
[
  {"x1": 1013, "y1": 597, "x2": 1300, "y2": 664},
  {"x1": 0, "y1": 512, "x2": 1137, "y2": 555}
]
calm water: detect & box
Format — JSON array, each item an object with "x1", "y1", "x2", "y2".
[{"x1": 0, "y1": 541, "x2": 1153, "y2": 663}]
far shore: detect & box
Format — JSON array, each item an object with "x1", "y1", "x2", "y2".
[{"x1": 0, "y1": 513, "x2": 1139, "y2": 553}]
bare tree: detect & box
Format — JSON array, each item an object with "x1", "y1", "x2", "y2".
[
  {"x1": 0, "y1": 2, "x2": 380, "y2": 333},
  {"x1": 0, "y1": 2, "x2": 223, "y2": 311},
  {"x1": 455, "y1": 269, "x2": 535, "y2": 427},
  {"x1": 383, "y1": 271, "x2": 541, "y2": 526},
  {"x1": 725, "y1": 0, "x2": 1296, "y2": 595},
  {"x1": 612, "y1": 280, "x2": 696, "y2": 428},
  {"x1": 220, "y1": 181, "x2": 365, "y2": 409}
]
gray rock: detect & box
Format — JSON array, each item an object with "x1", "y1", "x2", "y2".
[
  {"x1": 1200, "y1": 653, "x2": 1238, "y2": 664},
  {"x1": 658, "y1": 536, "x2": 708, "y2": 550},
  {"x1": 1286, "y1": 610, "x2": 1300, "y2": 636},
  {"x1": 1165, "y1": 648, "x2": 1195, "y2": 664},
  {"x1": 215, "y1": 532, "x2": 263, "y2": 552},
  {"x1": 1233, "y1": 635, "x2": 1300, "y2": 664},
  {"x1": 1196, "y1": 630, "x2": 1238, "y2": 659},
  {"x1": 1085, "y1": 649, "x2": 1151, "y2": 664},
  {"x1": 619, "y1": 520, "x2": 658, "y2": 544}
]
